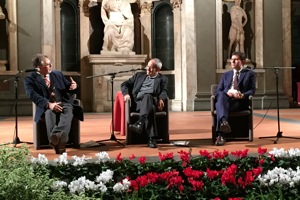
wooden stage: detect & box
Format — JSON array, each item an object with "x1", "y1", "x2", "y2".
[{"x1": 1, "y1": 109, "x2": 300, "y2": 160}]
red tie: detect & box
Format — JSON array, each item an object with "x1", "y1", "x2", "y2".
[{"x1": 44, "y1": 75, "x2": 50, "y2": 88}]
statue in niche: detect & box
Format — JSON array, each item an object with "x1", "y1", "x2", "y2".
[
  {"x1": 227, "y1": 0, "x2": 247, "y2": 59},
  {"x1": 101, "y1": 0, "x2": 134, "y2": 53}
]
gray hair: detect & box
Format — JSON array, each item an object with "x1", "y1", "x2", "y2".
[
  {"x1": 153, "y1": 58, "x2": 162, "y2": 69},
  {"x1": 32, "y1": 54, "x2": 49, "y2": 68}
]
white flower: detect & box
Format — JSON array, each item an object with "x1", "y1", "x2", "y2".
[
  {"x1": 72, "y1": 155, "x2": 92, "y2": 166},
  {"x1": 95, "y1": 169, "x2": 114, "y2": 184},
  {"x1": 258, "y1": 167, "x2": 300, "y2": 187},
  {"x1": 52, "y1": 180, "x2": 68, "y2": 190},
  {"x1": 113, "y1": 182, "x2": 124, "y2": 193},
  {"x1": 269, "y1": 148, "x2": 300, "y2": 158},
  {"x1": 30, "y1": 154, "x2": 48, "y2": 165},
  {"x1": 95, "y1": 151, "x2": 110, "y2": 163},
  {"x1": 113, "y1": 178, "x2": 131, "y2": 193},
  {"x1": 53, "y1": 153, "x2": 68, "y2": 165},
  {"x1": 97, "y1": 182, "x2": 108, "y2": 193}
]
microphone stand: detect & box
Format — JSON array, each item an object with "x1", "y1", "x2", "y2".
[
  {"x1": 2, "y1": 71, "x2": 33, "y2": 147},
  {"x1": 259, "y1": 67, "x2": 300, "y2": 144},
  {"x1": 87, "y1": 68, "x2": 142, "y2": 146}
]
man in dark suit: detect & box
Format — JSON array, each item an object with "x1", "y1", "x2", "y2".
[
  {"x1": 121, "y1": 58, "x2": 168, "y2": 148},
  {"x1": 215, "y1": 51, "x2": 256, "y2": 145},
  {"x1": 24, "y1": 54, "x2": 82, "y2": 154}
]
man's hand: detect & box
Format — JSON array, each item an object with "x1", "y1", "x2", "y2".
[
  {"x1": 49, "y1": 102, "x2": 63, "y2": 113},
  {"x1": 158, "y1": 99, "x2": 164, "y2": 111},
  {"x1": 69, "y1": 77, "x2": 77, "y2": 90},
  {"x1": 123, "y1": 94, "x2": 131, "y2": 101}
]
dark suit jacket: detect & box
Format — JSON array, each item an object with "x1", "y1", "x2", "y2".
[
  {"x1": 121, "y1": 72, "x2": 168, "y2": 102},
  {"x1": 216, "y1": 68, "x2": 256, "y2": 102},
  {"x1": 24, "y1": 70, "x2": 83, "y2": 122}
]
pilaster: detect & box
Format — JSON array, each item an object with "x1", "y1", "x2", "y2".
[
  {"x1": 53, "y1": 0, "x2": 63, "y2": 70},
  {"x1": 139, "y1": 1, "x2": 152, "y2": 58}
]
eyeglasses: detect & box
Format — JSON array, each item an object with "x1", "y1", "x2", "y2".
[{"x1": 44, "y1": 63, "x2": 52, "y2": 67}]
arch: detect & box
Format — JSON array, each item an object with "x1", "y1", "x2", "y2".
[{"x1": 60, "y1": 0, "x2": 80, "y2": 71}]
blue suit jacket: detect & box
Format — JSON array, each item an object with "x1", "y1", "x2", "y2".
[
  {"x1": 24, "y1": 70, "x2": 82, "y2": 122},
  {"x1": 216, "y1": 68, "x2": 256, "y2": 100}
]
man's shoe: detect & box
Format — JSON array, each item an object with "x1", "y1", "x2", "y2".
[
  {"x1": 220, "y1": 121, "x2": 231, "y2": 133},
  {"x1": 215, "y1": 136, "x2": 226, "y2": 146},
  {"x1": 55, "y1": 143, "x2": 66, "y2": 154},
  {"x1": 129, "y1": 121, "x2": 144, "y2": 134},
  {"x1": 148, "y1": 138, "x2": 157, "y2": 148},
  {"x1": 50, "y1": 132, "x2": 62, "y2": 146}
]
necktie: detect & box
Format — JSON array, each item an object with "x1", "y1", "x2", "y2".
[
  {"x1": 233, "y1": 71, "x2": 239, "y2": 90},
  {"x1": 44, "y1": 75, "x2": 50, "y2": 88}
]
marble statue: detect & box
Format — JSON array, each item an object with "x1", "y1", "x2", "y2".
[
  {"x1": 101, "y1": 0, "x2": 134, "y2": 53},
  {"x1": 227, "y1": 0, "x2": 247, "y2": 59}
]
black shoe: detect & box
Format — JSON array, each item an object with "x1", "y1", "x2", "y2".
[
  {"x1": 215, "y1": 136, "x2": 226, "y2": 146},
  {"x1": 148, "y1": 138, "x2": 157, "y2": 148},
  {"x1": 220, "y1": 121, "x2": 231, "y2": 133},
  {"x1": 129, "y1": 121, "x2": 144, "y2": 134},
  {"x1": 55, "y1": 143, "x2": 66, "y2": 154},
  {"x1": 50, "y1": 132, "x2": 62, "y2": 146}
]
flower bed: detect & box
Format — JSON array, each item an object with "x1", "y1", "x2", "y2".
[{"x1": 2, "y1": 146, "x2": 300, "y2": 199}]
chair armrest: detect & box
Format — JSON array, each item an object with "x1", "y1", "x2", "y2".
[
  {"x1": 125, "y1": 98, "x2": 131, "y2": 124},
  {"x1": 211, "y1": 95, "x2": 216, "y2": 115},
  {"x1": 248, "y1": 95, "x2": 253, "y2": 110}
]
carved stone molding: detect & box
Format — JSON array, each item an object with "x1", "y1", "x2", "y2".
[
  {"x1": 79, "y1": 0, "x2": 90, "y2": 14},
  {"x1": 140, "y1": 2, "x2": 152, "y2": 14},
  {"x1": 171, "y1": 0, "x2": 182, "y2": 10},
  {"x1": 53, "y1": 0, "x2": 63, "y2": 8}
]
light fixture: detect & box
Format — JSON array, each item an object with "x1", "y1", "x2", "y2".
[{"x1": 0, "y1": 7, "x2": 5, "y2": 20}]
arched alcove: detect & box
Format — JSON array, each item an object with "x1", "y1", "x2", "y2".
[
  {"x1": 61, "y1": 0, "x2": 79, "y2": 71},
  {"x1": 152, "y1": 1, "x2": 174, "y2": 71}
]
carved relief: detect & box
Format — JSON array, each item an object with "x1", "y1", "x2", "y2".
[
  {"x1": 53, "y1": 0, "x2": 63, "y2": 8},
  {"x1": 171, "y1": 0, "x2": 182, "y2": 10},
  {"x1": 140, "y1": 2, "x2": 152, "y2": 14},
  {"x1": 78, "y1": 0, "x2": 90, "y2": 14}
]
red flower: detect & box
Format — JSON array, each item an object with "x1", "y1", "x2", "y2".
[
  {"x1": 136, "y1": 175, "x2": 149, "y2": 187},
  {"x1": 130, "y1": 180, "x2": 139, "y2": 191},
  {"x1": 231, "y1": 149, "x2": 249, "y2": 158},
  {"x1": 116, "y1": 153, "x2": 122, "y2": 162},
  {"x1": 158, "y1": 152, "x2": 174, "y2": 161},
  {"x1": 147, "y1": 172, "x2": 159, "y2": 183},
  {"x1": 258, "y1": 147, "x2": 267, "y2": 155},
  {"x1": 183, "y1": 167, "x2": 204, "y2": 179},
  {"x1": 259, "y1": 159, "x2": 264, "y2": 165},
  {"x1": 138, "y1": 156, "x2": 146, "y2": 164},
  {"x1": 199, "y1": 149, "x2": 212, "y2": 159},
  {"x1": 221, "y1": 164, "x2": 238, "y2": 186},
  {"x1": 212, "y1": 149, "x2": 229, "y2": 159},
  {"x1": 188, "y1": 178, "x2": 204, "y2": 191},
  {"x1": 129, "y1": 154, "x2": 136, "y2": 160},
  {"x1": 206, "y1": 168, "x2": 221, "y2": 180},
  {"x1": 252, "y1": 167, "x2": 263, "y2": 177}
]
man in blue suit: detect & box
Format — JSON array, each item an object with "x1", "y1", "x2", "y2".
[
  {"x1": 215, "y1": 51, "x2": 256, "y2": 145},
  {"x1": 24, "y1": 54, "x2": 82, "y2": 154}
]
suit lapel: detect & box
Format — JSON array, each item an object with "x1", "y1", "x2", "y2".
[{"x1": 238, "y1": 69, "x2": 246, "y2": 84}]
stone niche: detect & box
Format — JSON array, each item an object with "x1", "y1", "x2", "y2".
[{"x1": 88, "y1": 54, "x2": 147, "y2": 112}]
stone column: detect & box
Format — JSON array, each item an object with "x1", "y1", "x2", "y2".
[
  {"x1": 139, "y1": 0, "x2": 152, "y2": 58},
  {"x1": 216, "y1": 0, "x2": 222, "y2": 70},
  {"x1": 53, "y1": 0, "x2": 63, "y2": 69},
  {"x1": 7, "y1": 0, "x2": 18, "y2": 71},
  {"x1": 79, "y1": 0, "x2": 93, "y2": 111},
  {"x1": 255, "y1": 0, "x2": 263, "y2": 68},
  {"x1": 170, "y1": 0, "x2": 183, "y2": 111},
  {"x1": 282, "y1": 0, "x2": 292, "y2": 101},
  {"x1": 181, "y1": 0, "x2": 197, "y2": 111}
]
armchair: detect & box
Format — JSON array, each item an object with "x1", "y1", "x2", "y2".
[
  {"x1": 125, "y1": 98, "x2": 169, "y2": 145},
  {"x1": 211, "y1": 84, "x2": 253, "y2": 143}
]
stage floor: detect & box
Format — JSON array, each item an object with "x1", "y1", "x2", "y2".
[{"x1": 1, "y1": 109, "x2": 300, "y2": 160}]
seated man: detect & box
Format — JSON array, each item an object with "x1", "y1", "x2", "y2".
[
  {"x1": 24, "y1": 54, "x2": 83, "y2": 154},
  {"x1": 215, "y1": 51, "x2": 256, "y2": 146},
  {"x1": 121, "y1": 58, "x2": 168, "y2": 148}
]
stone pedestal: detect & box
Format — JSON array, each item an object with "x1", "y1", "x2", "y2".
[{"x1": 88, "y1": 54, "x2": 147, "y2": 112}]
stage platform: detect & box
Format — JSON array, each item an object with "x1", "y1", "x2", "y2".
[{"x1": 1, "y1": 109, "x2": 300, "y2": 160}]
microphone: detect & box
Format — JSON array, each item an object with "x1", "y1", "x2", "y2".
[{"x1": 20, "y1": 68, "x2": 40, "y2": 73}]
